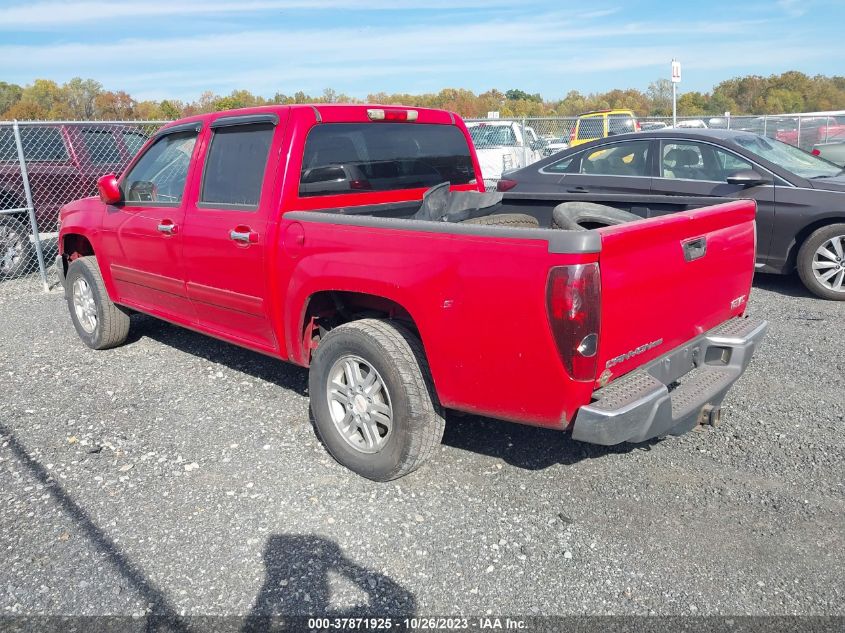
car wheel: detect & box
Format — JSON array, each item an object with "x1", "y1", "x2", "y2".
[
  {"x1": 0, "y1": 215, "x2": 35, "y2": 280},
  {"x1": 797, "y1": 223, "x2": 845, "y2": 301},
  {"x1": 552, "y1": 201, "x2": 640, "y2": 230},
  {"x1": 65, "y1": 256, "x2": 131, "y2": 349},
  {"x1": 460, "y1": 213, "x2": 539, "y2": 228},
  {"x1": 308, "y1": 319, "x2": 445, "y2": 481}
]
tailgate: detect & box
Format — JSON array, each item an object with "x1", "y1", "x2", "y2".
[{"x1": 595, "y1": 200, "x2": 757, "y2": 385}]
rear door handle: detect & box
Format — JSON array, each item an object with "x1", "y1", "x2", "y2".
[
  {"x1": 230, "y1": 227, "x2": 259, "y2": 245},
  {"x1": 567, "y1": 186, "x2": 589, "y2": 193},
  {"x1": 157, "y1": 220, "x2": 177, "y2": 235}
]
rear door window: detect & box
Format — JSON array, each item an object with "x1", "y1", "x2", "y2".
[
  {"x1": 81, "y1": 129, "x2": 122, "y2": 164},
  {"x1": 200, "y1": 122, "x2": 275, "y2": 209},
  {"x1": 0, "y1": 127, "x2": 69, "y2": 162},
  {"x1": 21, "y1": 127, "x2": 69, "y2": 162},
  {"x1": 300, "y1": 123, "x2": 475, "y2": 197},
  {"x1": 580, "y1": 141, "x2": 651, "y2": 176}
]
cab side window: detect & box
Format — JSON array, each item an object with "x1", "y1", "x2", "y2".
[
  {"x1": 662, "y1": 142, "x2": 753, "y2": 181},
  {"x1": 200, "y1": 122, "x2": 275, "y2": 209},
  {"x1": 122, "y1": 130, "x2": 198, "y2": 205}
]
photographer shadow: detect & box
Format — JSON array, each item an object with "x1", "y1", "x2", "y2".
[
  {"x1": 442, "y1": 412, "x2": 661, "y2": 470},
  {"x1": 242, "y1": 534, "x2": 416, "y2": 632}
]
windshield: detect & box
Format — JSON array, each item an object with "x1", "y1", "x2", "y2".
[{"x1": 734, "y1": 135, "x2": 841, "y2": 179}]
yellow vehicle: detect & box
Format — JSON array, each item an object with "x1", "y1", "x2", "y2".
[{"x1": 569, "y1": 109, "x2": 641, "y2": 147}]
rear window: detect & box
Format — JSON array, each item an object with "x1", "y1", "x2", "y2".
[
  {"x1": 608, "y1": 115, "x2": 636, "y2": 136},
  {"x1": 81, "y1": 129, "x2": 121, "y2": 164},
  {"x1": 300, "y1": 123, "x2": 475, "y2": 197}
]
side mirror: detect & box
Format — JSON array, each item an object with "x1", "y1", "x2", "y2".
[
  {"x1": 97, "y1": 173, "x2": 122, "y2": 205},
  {"x1": 530, "y1": 140, "x2": 545, "y2": 151},
  {"x1": 726, "y1": 169, "x2": 769, "y2": 187}
]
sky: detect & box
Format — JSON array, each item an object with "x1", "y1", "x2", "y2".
[{"x1": 1, "y1": 0, "x2": 843, "y2": 102}]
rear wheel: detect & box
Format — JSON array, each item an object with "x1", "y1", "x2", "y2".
[
  {"x1": 0, "y1": 215, "x2": 34, "y2": 280},
  {"x1": 308, "y1": 319, "x2": 445, "y2": 481},
  {"x1": 797, "y1": 223, "x2": 845, "y2": 300},
  {"x1": 65, "y1": 256, "x2": 131, "y2": 349}
]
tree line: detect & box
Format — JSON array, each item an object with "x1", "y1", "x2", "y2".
[{"x1": 1, "y1": 72, "x2": 843, "y2": 122}]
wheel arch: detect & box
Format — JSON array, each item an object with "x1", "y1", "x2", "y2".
[
  {"x1": 786, "y1": 215, "x2": 845, "y2": 271},
  {"x1": 59, "y1": 233, "x2": 95, "y2": 279},
  {"x1": 295, "y1": 289, "x2": 423, "y2": 368}
]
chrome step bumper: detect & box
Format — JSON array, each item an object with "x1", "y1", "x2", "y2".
[{"x1": 571, "y1": 317, "x2": 768, "y2": 445}]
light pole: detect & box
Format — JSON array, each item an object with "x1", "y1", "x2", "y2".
[{"x1": 671, "y1": 59, "x2": 681, "y2": 126}]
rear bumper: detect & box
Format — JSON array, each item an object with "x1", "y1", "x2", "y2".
[{"x1": 571, "y1": 317, "x2": 768, "y2": 445}]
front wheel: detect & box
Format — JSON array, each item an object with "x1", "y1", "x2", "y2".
[
  {"x1": 797, "y1": 223, "x2": 845, "y2": 300},
  {"x1": 308, "y1": 319, "x2": 445, "y2": 481},
  {"x1": 65, "y1": 256, "x2": 131, "y2": 349},
  {"x1": 0, "y1": 215, "x2": 35, "y2": 280}
]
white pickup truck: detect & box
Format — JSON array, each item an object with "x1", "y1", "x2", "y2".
[{"x1": 466, "y1": 121, "x2": 543, "y2": 190}]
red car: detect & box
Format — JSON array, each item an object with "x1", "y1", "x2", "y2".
[{"x1": 56, "y1": 104, "x2": 767, "y2": 480}]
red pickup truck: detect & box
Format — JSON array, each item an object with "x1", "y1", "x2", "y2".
[{"x1": 56, "y1": 104, "x2": 767, "y2": 480}]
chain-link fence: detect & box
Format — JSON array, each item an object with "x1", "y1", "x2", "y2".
[
  {"x1": 465, "y1": 112, "x2": 845, "y2": 189},
  {"x1": 2, "y1": 111, "x2": 844, "y2": 290},
  {"x1": 0, "y1": 120, "x2": 165, "y2": 290}
]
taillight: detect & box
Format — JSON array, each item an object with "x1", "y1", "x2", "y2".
[
  {"x1": 350, "y1": 179, "x2": 372, "y2": 190},
  {"x1": 812, "y1": 148, "x2": 821, "y2": 156},
  {"x1": 367, "y1": 108, "x2": 418, "y2": 122},
  {"x1": 635, "y1": 120, "x2": 642, "y2": 132},
  {"x1": 496, "y1": 178, "x2": 517, "y2": 192},
  {"x1": 569, "y1": 128, "x2": 577, "y2": 142},
  {"x1": 546, "y1": 263, "x2": 601, "y2": 381}
]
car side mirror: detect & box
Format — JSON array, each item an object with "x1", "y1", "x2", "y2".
[
  {"x1": 530, "y1": 140, "x2": 545, "y2": 151},
  {"x1": 97, "y1": 173, "x2": 122, "y2": 204},
  {"x1": 726, "y1": 169, "x2": 769, "y2": 187}
]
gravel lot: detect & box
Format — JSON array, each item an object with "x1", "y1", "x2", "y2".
[{"x1": 1, "y1": 272, "x2": 843, "y2": 620}]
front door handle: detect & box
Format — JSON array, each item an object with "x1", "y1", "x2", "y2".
[
  {"x1": 157, "y1": 221, "x2": 177, "y2": 235},
  {"x1": 230, "y1": 227, "x2": 259, "y2": 245},
  {"x1": 567, "y1": 186, "x2": 589, "y2": 193}
]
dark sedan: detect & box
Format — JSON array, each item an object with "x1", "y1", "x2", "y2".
[{"x1": 497, "y1": 129, "x2": 845, "y2": 300}]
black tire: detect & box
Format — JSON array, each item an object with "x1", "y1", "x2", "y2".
[
  {"x1": 308, "y1": 319, "x2": 445, "y2": 481},
  {"x1": 460, "y1": 213, "x2": 539, "y2": 228},
  {"x1": 0, "y1": 215, "x2": 35, "y2": 280},
  {"x1": 65, "y1": 256, "x2": 131, "y2": 349},
  {"x1": 796, "y1": 223, "x2": 845, "y2": 301},
  {"x1": 551, "y1": 201, "x2": 640, "y2": 231}
]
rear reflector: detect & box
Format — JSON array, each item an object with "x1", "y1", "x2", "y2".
[
  {"x1": 496, "y1": 178, "x2": 518, "y2": 192},
  {"x1": 367, "y1": 108, "x2": 418, "y2": 122},
  {"x1": 812, "y1": 148, "x2": 821, "y2": 156},
  {"x1": 546, "y1": 263, "x2": 601, "y2": 381}
]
